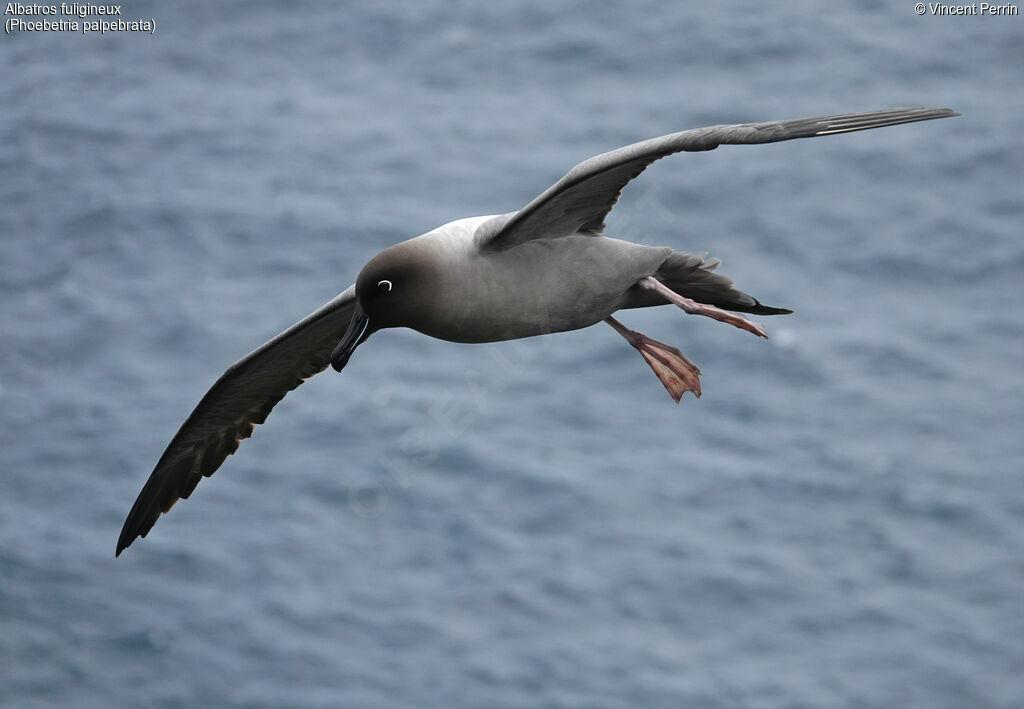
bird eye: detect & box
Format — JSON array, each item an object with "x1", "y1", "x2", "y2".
[{"x1": 377, "y1": 279, "x2": 393, "y2": 293}]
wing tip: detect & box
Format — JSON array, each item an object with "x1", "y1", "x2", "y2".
[
  {"x1": 115, "y1": 532, "x2": 132, "y2": 557},
  {"x1": 116, "y1": 516, "x2": 147, "y2": 557},
  {"x1": 812, "y1": 106, "x2": 960, "y2": 136}
]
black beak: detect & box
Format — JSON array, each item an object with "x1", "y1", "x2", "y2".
[{"x1": 331, "y1": 302, "x2": 371, "y2": 371}]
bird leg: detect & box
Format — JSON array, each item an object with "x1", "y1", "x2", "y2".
[
  {"x1": 605, "y1": 316, "x2": 701, "y2": 402},
  {"x1": 638, "y1": 276, "x2": 768, "y2": 339}
]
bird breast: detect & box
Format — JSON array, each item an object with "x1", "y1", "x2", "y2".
[{"x1": 412, "y1": 229, "x2": 670, "y2": 344}]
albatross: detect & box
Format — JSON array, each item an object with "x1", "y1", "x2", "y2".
[{"x1": 117, "y1": 107, "x2": 958, "y2": 555}]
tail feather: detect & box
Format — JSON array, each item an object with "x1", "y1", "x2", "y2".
[{"x1": 639, "y1": 251, "x2": 792, "y2": 315}]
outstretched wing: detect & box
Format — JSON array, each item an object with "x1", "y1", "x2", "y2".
[
  {"x1": 117, "y1": 286, "x2": 357, "y2": 556},
  {"x1": 478, "y1": 107, "x2": 958, "y2": 250}
]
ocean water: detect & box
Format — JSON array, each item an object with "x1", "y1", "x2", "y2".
[{"x1": 2, "y1": 1, "x2": 1022, "y2": 707}]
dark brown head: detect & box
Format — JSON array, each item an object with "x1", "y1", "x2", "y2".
[{"x1": 330, "y1": 241, "x2": 435, "y2": 371}]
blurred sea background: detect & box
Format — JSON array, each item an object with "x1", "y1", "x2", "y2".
[{"x1": 2, "y1": 1, "x2": 1022, "y2": 707}]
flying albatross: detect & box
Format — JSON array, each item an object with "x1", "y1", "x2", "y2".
[{"x1": 117, "y1": 107, "x2": 958, "y2": 555}]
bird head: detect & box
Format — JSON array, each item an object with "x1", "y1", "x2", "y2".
[{"x1": 330, "y1": 240, "x2": 434, "y2": 371}]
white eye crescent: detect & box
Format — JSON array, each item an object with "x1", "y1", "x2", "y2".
[{"x1": 377, "y1": 279, "x2": 392, "y2": 293}]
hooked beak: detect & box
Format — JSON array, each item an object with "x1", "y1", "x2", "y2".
[{"x1": 331, "y1": 302, "x2": 372, "y2": 371}]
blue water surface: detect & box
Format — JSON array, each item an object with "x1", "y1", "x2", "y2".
[{"x1": 2, "y1": 2, "x2": 1022, "y2": 707}]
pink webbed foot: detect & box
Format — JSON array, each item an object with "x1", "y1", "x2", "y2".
[
  {"x1": 638, "y1": 276, "x2": 768, "y2": 339},
  {"x1": 605, "y1": 316, "x2": 701, "y2": 403}
]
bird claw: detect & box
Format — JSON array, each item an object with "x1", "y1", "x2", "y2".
[
  {"x1": 638, "y1": 276, "x2": 768, "y2": 339},
  {"x1": 605, "y1": 317, "x2": 701, "y2": 402}
]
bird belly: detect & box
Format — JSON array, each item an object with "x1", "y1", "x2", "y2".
[{"x1": 415, "y1": 236, "x2": 671, "y2": 344}]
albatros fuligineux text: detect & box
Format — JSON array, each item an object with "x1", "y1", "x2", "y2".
[{"x1": 117, "y1": 107, "x2": 958, "y2": 555}]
